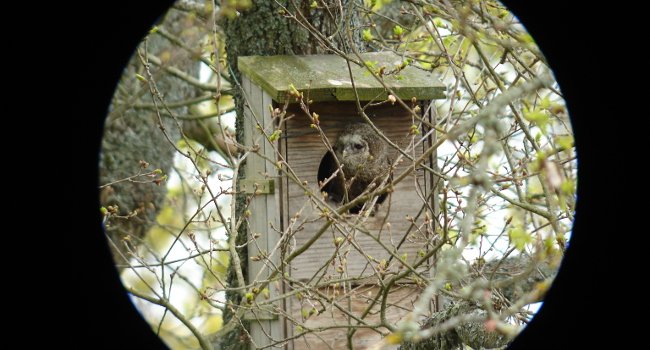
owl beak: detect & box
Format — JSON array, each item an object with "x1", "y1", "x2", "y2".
[{"x1": 342, "y1": 149, "x2": 348, "y2": 157}]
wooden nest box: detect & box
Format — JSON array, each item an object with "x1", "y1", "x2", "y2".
[{"x1": 238, "y1": 52, "x2": 445, "y2": 350}]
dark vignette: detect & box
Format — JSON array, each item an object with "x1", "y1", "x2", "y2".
[{"x1": 67, "y1": 0, "x2": 608, "y2": 348}]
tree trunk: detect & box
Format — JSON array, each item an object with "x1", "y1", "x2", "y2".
[
  {"x1": 220, "y1": 1, "x2": 362, "y2": 348},
  {"x1": 99, "y1": 9, "x2": 202, "y2": 266}
]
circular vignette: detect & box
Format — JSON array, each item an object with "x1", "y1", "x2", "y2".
[{"x1": 91, "y1": 1, "x2": 588, "y2": 348}]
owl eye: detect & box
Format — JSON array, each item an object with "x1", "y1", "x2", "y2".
[{"x1": 354, "y1": 143, "x2": 364, "y2": 150}]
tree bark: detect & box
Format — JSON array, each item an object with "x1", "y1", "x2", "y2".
[{"x1": 99, "y1": 9, "x2": 202, "y2": 266}]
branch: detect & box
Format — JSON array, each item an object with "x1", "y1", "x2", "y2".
[
  {"x1": 154, "y1": 26, "x2": 233, "y2": 86},
  {"x1": 128, "y1": 287, "x2": 213, "y2": 350},
  {"x1": 399, "y1": 254, "x2": 557, "y2": 350},
  {"x1": 146, "y1": 53, "x2": 217, "y2": 92},
  {"x1": 132, "y1": 94, "x2": 215, "y2": 110}
]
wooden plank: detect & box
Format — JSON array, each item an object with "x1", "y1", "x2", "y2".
[
  {"x1": 278, "y1": 102, "x2": 294, "y2": 350},
  {"x1": 262, "y1": 88, "x2": 285, "y2": 344},
  {"x1": 289, "y1": 285, "x2": 422, "y2": 350},
  {"x1": 243, "y1": 77, "x2": 286, "y2": 349},
  {"x1": 238, "y1": 52, "x2": 446, "y2": 103},
  {"x1": 245, "y1": 75, "x2": 270, "y2": 348}
]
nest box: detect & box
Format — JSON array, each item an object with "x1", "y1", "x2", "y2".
[{"x1": 238, "y1": 52, "x2": 445, "y2": 349}]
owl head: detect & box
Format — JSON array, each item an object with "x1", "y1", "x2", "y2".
[
  {"x1": 332, "y1": 123, "x2": 383, "y2": 174},
  {"x1": 335, "y1": 133, "x2": 369, "y2": 158}
]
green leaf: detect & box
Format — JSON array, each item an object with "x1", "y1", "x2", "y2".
[
  {"x1": 362, "y1": 29, "x2": 374, "y2": 42},
  {"x1": 561, "y1": 179, "x2": 576, "y2": 195},
  {"x1": 288, "y1": 83, "x2": 300, "y2": 97},
  {"x1": 472, "y1": 221, "x2": 487, "y2": 236},
  {"x1": 509, "y1": 227, "x2": 532, "y2": 251},
  {"x1": 397, "y1": 58, "x2": 412, "y2": 69},
  {"x1": 364, "y1": 60, "x2": 378, "y2": 69},
  {"x1": 523, "y1": 110, "x2": 548, "y2": 124},
  {"x1": 539, "y1": 96, "x2": 551, "y2": 109},
  {"x1": 245, "y1": 292, "x2": 254, "y2": 303},
  {"x1": 556, "y1": 135, "x2": 574, "y2": 150},
  {"x1": 135, "y1": 73, "x2": 147, "y2": 82},
  {"x1": 269, "y1": 129, "x2": 282, "y2": 142},
  {"x1": 442, "y1": 35, "x2": 458, "y2": 48},
  {"x1": 393, "y1": 25, "x2": 404, "y2": 37},
  {"x1": 517, "y1": 32, "x2": 535, "y2": 44},
  {"x1": 523, "y1": 108, "x2": 550, "y2": 133}
]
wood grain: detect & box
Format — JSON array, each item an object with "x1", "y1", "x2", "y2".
[
  {"x1": 288, "y1": 285, "x2": 424, "y2": 350},
  {"x1": 283, "y1": 102, "x2": 434, "y2": 282},
  {"x1": 243, "y1": 77, "x2": 287, "y2": 346}
]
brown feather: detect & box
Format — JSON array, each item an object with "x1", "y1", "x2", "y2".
[{"x1": 317, "y1": 123, "x2": 392, "y2": 214}]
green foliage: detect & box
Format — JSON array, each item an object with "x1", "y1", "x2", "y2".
[
  {"x1": 509, "y1": 227, "x2": 532, "y2": 252},
  {"x1": 269, "y1": 129, "x2": 282, "y2": 142},
  {"x1": 245, "y1": 292, "x2": 255, "y2": 304},
  {"x1": 556, "y1": 135, "x2": 574, "y2": 150},
  {"x1": 364, "y1": 60, "x2": 378, "y2": 69},
  {"x1": 135, "y1": 73, "x2": 147, "y2": 82},
  {"x1": 561, "y1": 179, "x2": 576, "y2": 195},
  {"x1": 471, "y1": 219, "x2": 487, "y2": 238},
  {"x1": 393, "y1": 25, "x2": 404, "y2": 38},
  {"x1": 523, "y1": 106, "x2": 550, "y2": 132},
  {"x1": 362, "y1": 28, "x2": 375, "y2": 42}
]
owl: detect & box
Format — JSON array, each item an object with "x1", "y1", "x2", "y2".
[{"x1": 317, "y1": 123, "x2": 392, "y2": 214}]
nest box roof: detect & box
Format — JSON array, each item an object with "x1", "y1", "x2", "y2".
[{"x1": 238, "y1": 52, "x2": 445, "y2": 103}]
